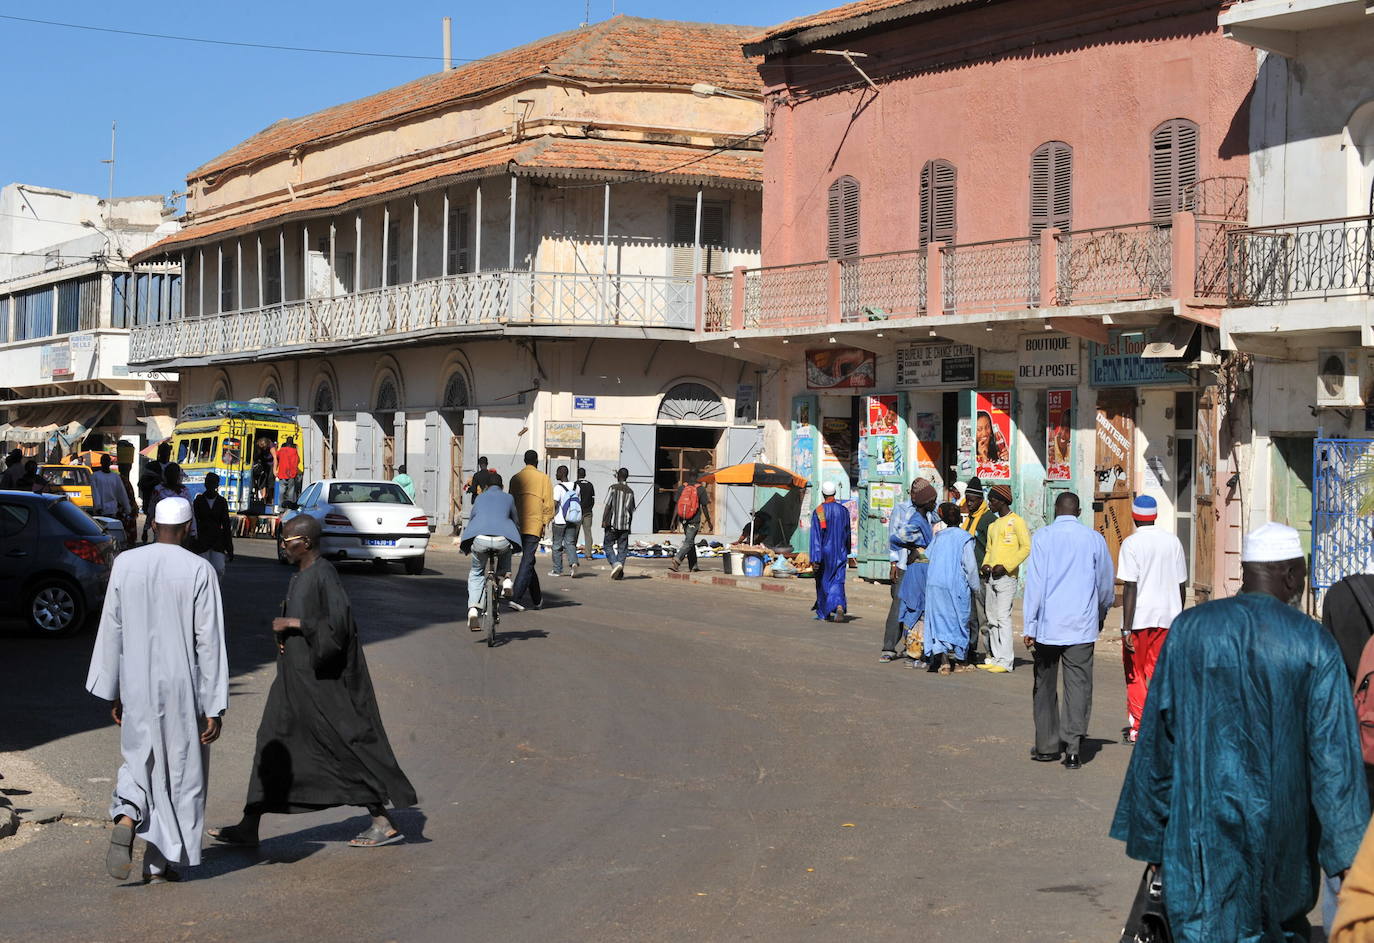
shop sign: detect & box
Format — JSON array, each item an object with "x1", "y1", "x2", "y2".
[
  {"x1": 974, "y1": 391, "x2": 1012, "y2": 480},
  {"x1": 544, "y1": 421, "x2": 583, "y2": 450},
  {"x1": 979, "y1": 370, "x2": 1015, "y2": 388},
  {"x1": 573, "y1": 396, "x2": 596, "y2": 410},
  {"x1": 895, "y1": 343, "x2": 977, "y2": 389},
  {"x1": 1045, "y1": 389, "x2": 1073, "y2": 481},
  {"x1": 733, "y1": 384, "x2": 755, "y2": 424},
  {"x1": 806, "y1": 348, "x2": 876, "y2": 390},
  {"x1": 40, "y1": 342, "x2": 71, "y2": 379},
  {"x1": 1090, "y1": 330, "x2": 1189, "y2": 387},
  {"x1": 69, "y1": 333, "x2": 95, "y2": 351},
  {"x1": 1018, "y1": 334, "x2": 1079, "y2": 385}
]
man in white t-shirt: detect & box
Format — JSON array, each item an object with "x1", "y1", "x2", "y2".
[{"x1": 1116, "y1": 494, "x2": 1188, "y2": 744}]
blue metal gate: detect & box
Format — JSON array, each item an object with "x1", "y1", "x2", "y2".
[{"x1": 1313, "y1": 438, "x2": 1374, "y2": 590}]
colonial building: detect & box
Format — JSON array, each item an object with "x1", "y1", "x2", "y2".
[
  {"x1": 0, "y1": 184, "x2": 180, "y2": 461},
  {"x1": 1220, "y1": 0, "x2": 1374, "y2": 594},
  {"x1": 129, "y1": 16, "x2": 765, "y2": 537},
  {"x1": 696, "y1": 0, "x2": 1254, "y2": 592}
]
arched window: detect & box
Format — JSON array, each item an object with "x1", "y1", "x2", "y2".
[
  {"x1": 919, "y1": 160, "x2": 957, "y2": 248},
  {"x1": 261, "y1": 384, "x2": 279, "y2": 403},
  {"x1": 442, "y1": 372, "x2": 470, "y2": 410},
  {"x1": 375, "y1": 376, "x2": 399, "y2": 412},
  {"x1": 826, "y1": 176, "x2": 860, "y2": 259},
  {"x1": 1029, "y1": 142, "x2": 1073, "y2": 235},
  {"x1": 211, "y1": 383, "x2": 230, "y2": 403},
  {"x1": 1150, "y1": 119, "x2": 1199, "y2": 224},
  {"x1": 313, "y1": 382, "x2": 334, "y2": 414},
  {"x1": 658, "y1": 382, "x2": 726, "y2": 423}
]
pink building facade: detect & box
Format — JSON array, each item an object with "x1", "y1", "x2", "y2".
[{"x1": 696, "y1": 0, "x2": 1255, "y2": 593}]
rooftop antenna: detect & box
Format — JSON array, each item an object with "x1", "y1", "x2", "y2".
[
  {"x1": 100, "y1": 121, "x2": 116, "y2": 223},
  {"x1": 582, "y1": 0, "x2": 589, "y2": 25},
  {"x1": 442, "y1": 16, "x2": 452, "y2": 71}
]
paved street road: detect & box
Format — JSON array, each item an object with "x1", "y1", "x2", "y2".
[{"x1": 1, "y1": 540, "x2": 1144, "y2": 942}]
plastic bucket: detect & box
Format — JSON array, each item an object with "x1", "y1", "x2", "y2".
[{"x1": 742, "y1": 554, "x2": 765, "y2": 578}]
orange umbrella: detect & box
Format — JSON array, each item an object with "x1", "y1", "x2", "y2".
[{"x1": 699, "y1": 462, "x2": 809, "y2": 490}]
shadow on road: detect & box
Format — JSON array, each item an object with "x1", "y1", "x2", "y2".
[{"x1": 484, "y1": 629, "x2": 551, "y2": 648}]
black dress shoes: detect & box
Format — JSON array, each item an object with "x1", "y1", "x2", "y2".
[
  {"x1": 1063, "y1": 753, "x2": 1082, "y2": 770},
  {"x1": 1030, "y1": 749, "x2": 1061, "y2": 762}
]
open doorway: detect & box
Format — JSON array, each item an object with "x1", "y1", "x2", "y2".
[{"x1": 653, "y1": 426, "x2": 720, "y2": 532}]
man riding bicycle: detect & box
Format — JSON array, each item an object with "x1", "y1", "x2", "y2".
[{"x1": 459, "y1": 475, "x2": 522, "y2": 630}]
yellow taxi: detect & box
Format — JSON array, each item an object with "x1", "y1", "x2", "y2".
[{"x1": 40, "y1": 464, "x2": 94, "y2": 510}]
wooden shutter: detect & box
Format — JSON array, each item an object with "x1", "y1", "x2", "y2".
[
  {"x1": 1150, "y1": 119, "x2": 1200, "y2": 224},
  {"x1": 826, "y1": 176, "x2": 860, "y2": 259},
  {"x1": 1029, "y1": 142, "x2": 1073, "y2": 235},
  {"x1": 671, "y1": 201, "x2": 729, "y2": 276},
  {"x1": 919, "y1": 160, "x2": 957, "y2": 248},
  {"x1": 448, "y1": 207, "x2": 471, "y2": 275}
]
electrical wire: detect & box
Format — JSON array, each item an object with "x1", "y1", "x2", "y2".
[{"x1": 550, "y1": 128, "x2": 766, "y2": 190}]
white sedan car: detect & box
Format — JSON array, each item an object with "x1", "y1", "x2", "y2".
[{"x1": 279, "y1": 479, "x2": 430, "y2": 574}]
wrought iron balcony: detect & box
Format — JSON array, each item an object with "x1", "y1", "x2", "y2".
[
  {"x1": 129, "y1": 269, "x2": 695, "y2": 365},
  {"x1": 1227, "y1": 215, "x2": 1374, "y2": 305},
  {"x1": 700, "y1": 215, "x2": 1215, "y2": 334}
]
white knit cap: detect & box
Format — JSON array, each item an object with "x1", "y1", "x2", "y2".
[
  {"x1": 1240, "y1": 521, "x2": 1304, "y2": 563},
  {"x1": 821, "y1": 480, "x2": 837, "y2": 496},
  {"x1": 154, "y1": 496, "x2": 193, "y2": 525}
]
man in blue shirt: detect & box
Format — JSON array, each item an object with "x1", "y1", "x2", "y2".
[
  {"x1": 1023, "y1": 491, "x2": 1114, "y2": 769},
  {"x1": 880, "y1": 478, "x2": 938, "y2": 662}
]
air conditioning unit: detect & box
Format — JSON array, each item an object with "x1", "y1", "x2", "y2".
[{"x1": 1316, "y1": 348, "x2": 1364, "y2": 407}]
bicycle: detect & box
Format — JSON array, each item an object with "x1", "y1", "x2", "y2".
[{"x1": 477, "y1": 551, "x2": 500, "y2": 647}]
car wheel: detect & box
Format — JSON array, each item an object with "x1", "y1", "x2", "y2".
[
  {"x1": 27, "y1": 579, "x2": 86, "y2": 637},
  {"x1": 404, "y1": 555, "x2": 425, "y2": 575}
]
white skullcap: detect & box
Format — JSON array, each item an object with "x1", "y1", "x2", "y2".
[
  {"x1": 952, "y1": 481, "x2": 967, "y2": 499},
  {"x1": 821, "y1": 480, "x2": 837, "y2": 496},
  {"x1": 154, "y1": 496, "x2": 193, "y2": 525},
  {"x1": 1240, "y1": 521, "x2": 1304, "y2": 563}
]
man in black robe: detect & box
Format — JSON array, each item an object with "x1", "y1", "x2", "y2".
[{"x1": 210, "y1": 514, "x2": 416, "y2": 848}]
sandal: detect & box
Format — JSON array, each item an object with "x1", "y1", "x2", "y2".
[
  {"x1": 144, "y1": 867, "x2": 182, "y2": 885},
  {"x1": 106, "y1": 821, "x2": 135, "y2": 880},
  {"x1": 207, "y1": 825, "x2": 260, "y2": 848},
  {"x1": 348, "y1": 824, "x2": 404, "y2": 847}
]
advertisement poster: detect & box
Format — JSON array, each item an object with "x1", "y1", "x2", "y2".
[
  {"x1": 1045, "y1": 389, "x2": 1073, "y2": 481},
  {"x1": 806, "y1": 348, "x2": 877, "y2": 390},
  {"x1": 873, "y1": 436, "x2": 899, "y2": 477},
  {"x1": 974, "y1": 391, "x2": 1012, "y2": 480},
  {"x1": 915, "y1": 412, "x2": 941, "y2": 470},
  {"x1": 795, "y1": 399, "x2": 814, "y2": 435},
  {"x1": 821, "y1": 417, "x2": 856, "y2": 486},
  {"x1": 866, "y1": 395, "x2": 899, "y2": 435}
]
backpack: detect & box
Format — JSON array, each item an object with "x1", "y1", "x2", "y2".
[
  {"x1": 1348, "y1": 578, "x2": 1374, "y2": 765},
  {"x1": 675, "y1": 484, "x2": 700, "y2": 521},
  {"x1": 560, "y1": 486, "x2": 583, "y2": 525}
]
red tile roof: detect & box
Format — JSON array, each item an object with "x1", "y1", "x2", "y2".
[
  {"x1": 192, "y1": 16, "x2": 760, "y2": 180},
  {"x1": 134, "y1": 136, "x2": 762, "y2": 260},
  {"x1": 748, "y1": 0, "x2": 983, "y2": 49}
]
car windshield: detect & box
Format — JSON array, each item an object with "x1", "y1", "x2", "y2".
[
  {"x1": 48, "y1": 498, "x2": 103, "y2": 535},
  {"x1": 328, "y1": 482, "x2": 413, "y2": 505},
  {"x1": 44, "y1": 467, "x2": 89, "y2": 486}
]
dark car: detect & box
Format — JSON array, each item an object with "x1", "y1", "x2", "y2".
[{"x1": 0, "y1": 492, "x2": 113, "y2": 636}]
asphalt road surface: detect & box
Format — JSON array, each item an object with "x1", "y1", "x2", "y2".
[{"x1": 1, "y1": 539, "x2": 1148, "y2": 943}]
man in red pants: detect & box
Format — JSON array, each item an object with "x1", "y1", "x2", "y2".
[{"x1": 1116, "y1": 494, "x2": 1188, "y2": 744}]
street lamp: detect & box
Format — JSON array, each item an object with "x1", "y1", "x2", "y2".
[
  {"x1": 79, "y1": 219, "x2": 114, "y2": 262},
  {"x1": 690, "y1": 82, "x2": 762, "y2": 103}
]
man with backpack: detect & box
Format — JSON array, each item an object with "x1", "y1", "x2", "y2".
[
  {"x1": 668, "y1": 472, "x2": 710, "y2": 574},
  {"x1": 551, "y1": 465, "x2": 582, "y2": 578},
  {"x1": 574, "y1": 467, "x2": 596, "y2": 560}
]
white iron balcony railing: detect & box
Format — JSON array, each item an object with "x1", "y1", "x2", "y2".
[
  {"x1": 1227, "y1": 215, "x2": 1374, "y2": 305},
  {"x1": 129, "y1": 269, "x2": 695, "y2": 364}
]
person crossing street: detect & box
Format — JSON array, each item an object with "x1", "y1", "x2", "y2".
[{"x1": 601, "y1": 468, "x2": 636, "y2": 581}]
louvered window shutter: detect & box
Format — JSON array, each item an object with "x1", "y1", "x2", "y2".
[
  {"x1": 672, "y1": 201, "x2": 730, "y2": 276},
  {"x1": 920, "y1": 160, "x2": 957, "y2": 248},
  {"x1": 827, "y1": 177, "x2": 860, "y2": 259},
  {"x1": 1151, "y1": 119, "x2": 1200, "y2": 224},
  {"x1": 671, "y1": 203, "x2": 696, "y2": 278},
  {"x1": 1030, "y1": 142, "x2": 1073, "y2": 235}
]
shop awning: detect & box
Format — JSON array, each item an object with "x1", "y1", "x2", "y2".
[{"x1": 0, "y1": 403, "x2": 112, "y2": 445}]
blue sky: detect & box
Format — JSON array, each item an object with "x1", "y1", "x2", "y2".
[{"x1": 0, "y1": 1, "x2": 806, "y2": 202}]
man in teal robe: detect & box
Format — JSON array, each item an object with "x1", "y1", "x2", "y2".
[{"x1": 1110, "y1": 522, "x2": 1369, "y2": 942}]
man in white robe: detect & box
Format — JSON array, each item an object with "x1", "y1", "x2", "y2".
[{"x1": 86, "y1": 496, "x2": 228, "y2": 884}]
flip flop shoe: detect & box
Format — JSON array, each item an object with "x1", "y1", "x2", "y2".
[
  {"x1": 348, "y1": 824, "x2": 405, "y2": 847},
  {"x1": 106, "y1": 822, "x2": 135, "y2": 880}
]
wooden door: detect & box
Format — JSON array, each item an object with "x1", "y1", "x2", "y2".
[
  {"x1": 449, "y1": 435, "x2": 463, "y2": 533},
  {"x1": 1193, "y1": 389, "x2": 1217, "y2": 600},
  {"x1": 1094, "y1": 391, "x2": 1136, "y2": 567}
]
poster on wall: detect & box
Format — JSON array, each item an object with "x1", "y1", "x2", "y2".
[
  {"x1": 974, "y1": 391, "x2": 1012, "y2": 480},
  {"x1": 806, "y1": 348, "x2": 876, "y2": 390},
  {"x1": 915, "y1": 412, "x2": 941, "y2": 471},
  {"x1": 795, "y1": 399, "x2": 814, "y2": 436},
  {"x1": 867, "y1": 395, "x2": 899, "y2": 436},
  {"x1": 1045, "y1": 389, "x2": 1073, "y2": 481},
  {"x1": 872, "y1": 436, "x2": 899, "y2": 476},
  {"x1": 821, "y1": 417, "x2": 856, "y2": 487}
]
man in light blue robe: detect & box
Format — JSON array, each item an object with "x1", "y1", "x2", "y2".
[
  {"x1": 1111, "y1": 522, "x2": 1369, "y2": 942},
  {"x1": 924, "y1": 503, "x2": 980, "y2": 672},
  {"x1": 810, "y1": 480, "x2": 851, "y2": 622}
]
